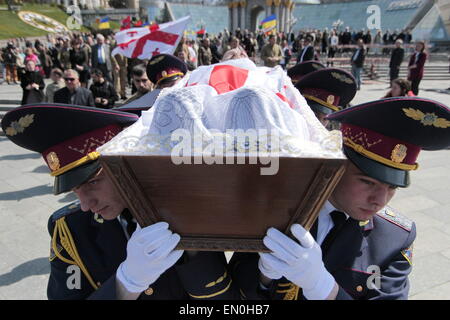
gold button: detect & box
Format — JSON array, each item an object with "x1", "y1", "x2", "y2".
[
  {"x1": 144, "y1": 287, "x2": 154, "y2": 296},
  {"x1": 356, "y1": 285, "x2": 363, "y2": 292}
]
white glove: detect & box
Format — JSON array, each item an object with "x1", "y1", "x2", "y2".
[
  {"x1": 116, "y1": 221, "x2": 184, "y2": 293},
  {"x1": 258, "y1": 224, "x2": 336, "y2": 300}
]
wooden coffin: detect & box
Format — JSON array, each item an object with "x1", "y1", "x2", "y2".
[{"x1": 100, "y1": 156, "x2": 347, "y2": 252}]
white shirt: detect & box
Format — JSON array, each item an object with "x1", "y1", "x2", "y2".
[
  {"x1": 330, "y1": 35, "x2": 338, "y2": 47},
  {"x1": 98, "y1": 45, "x2": 106, "y2": 64},
  {"x1": 300, "y1": 45, "x2": 311, "y2": 62},
  {"x1": 315, "y1": 200, "x2": 349, "y2": 245},
  {"x1": 117, "y1": 215, "x2": 137, "y2": 240},
  {"x1": 353, "y1": 49, "x2": 360, "y2": 61}
]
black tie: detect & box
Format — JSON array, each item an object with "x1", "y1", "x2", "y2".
[
  {"x1": 310, "y1": 219, "x2": 318, "y2": 241},
  {"x1": 121, "y1": 210, "x2": 137, "y2": 237},
  {"x1": 320, "y1": 211, "x2": 347, "y2": 253}
]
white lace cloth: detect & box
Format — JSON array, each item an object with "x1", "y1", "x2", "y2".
[{"x1": 99, "y1": 58, "x2": 344, "y2": 159}]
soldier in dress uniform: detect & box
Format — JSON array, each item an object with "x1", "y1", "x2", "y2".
[
  {"x1": 230, "y1": 97, "x2": 450, "y2": 300},
  {"x1": 295, "y1": 68, "x2": 357, "y2": 128},
  {"x1": 287, "y1": 60, "x2": 325, "y2": 85},
  {"x1": 1, "y1": 104, "x2": 238, "y2": 300},
  {"x1": 117, "y1": 54, "x2": 188, "y2": 116},
  {"x1": 147, "y1": 53, "x2": 188, "y2": 89}
]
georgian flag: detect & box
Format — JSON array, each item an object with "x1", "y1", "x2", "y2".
[
  {"x1": 183, "y1": 58, "x2": 305, "y2": 112},
  {"x1": 112, "y1": 16, "x2": 191, "y2": 60}
]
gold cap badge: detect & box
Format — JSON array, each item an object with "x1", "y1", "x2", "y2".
[
  {"x1": 327, "y1": 95, "x2": 335, "y2": 105},
  {"x1": 391, "y1": 144, "x2": 407, "y2": 163},
  {"x1": 46, "y1": 152, "x2": 60, "y2": 171}
]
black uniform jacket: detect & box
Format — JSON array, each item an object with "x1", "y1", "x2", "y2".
[
  {"x1": 47, "y1": 202, "x2": 239, "y2": 300},
  {"x1": 230, "y1": 207, "x2": 416, "y2": 300},
  {"x1": 351, "y1": 48, "x2": 366, "y2": 68}
]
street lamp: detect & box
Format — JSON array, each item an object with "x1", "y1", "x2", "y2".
[{"x1": 332, "y1": 19, "x2": 344, "y2": 31}]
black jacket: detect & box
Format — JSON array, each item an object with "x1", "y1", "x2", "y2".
[
  {"x1": 297, "y1": 45, "x2": 315, "y2": 63},
  {"x1": 230, "y1": 206, "x2": 415, "y2": 300},
  {"x1": 390, "y1": 48, "x2": 405, "y2": 69},
  {"x1": 54, "y1": 87, "x2": 95, "y2": 107},
  {"x1": 20, "y1": 70, "x2": 45, "y2": 105},
  {"x1": 89, "y1": 80, "x2": 119, "y2": 109},
  {"x1": 47, "y1": 202, "x2": 239, "y2": 300},
  {"x1": 351, "y1": 47, "x2": 366, "y2": 68}
]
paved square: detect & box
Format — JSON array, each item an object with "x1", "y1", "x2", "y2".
[{"x1": 0, "y1": 75, "x2": 449, "y2": 299}]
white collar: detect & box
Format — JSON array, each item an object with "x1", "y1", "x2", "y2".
[{"x1": 320, "y1": 200, "x2": 350, "y2": 220}]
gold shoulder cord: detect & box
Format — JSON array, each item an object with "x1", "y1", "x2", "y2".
[
  {"x1": 276, "y1": 283, "x2": 300, "y2": 300},
  {"x1": 51, "y1": 217, "x2": 99, "y2": 290},
  {"x1": 188, "y1": 279, "x2": 233, "y2": 299}
]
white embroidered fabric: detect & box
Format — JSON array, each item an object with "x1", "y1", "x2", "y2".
[{"x1": 99, "y1": 58, "x2": 344, "y2": 159}]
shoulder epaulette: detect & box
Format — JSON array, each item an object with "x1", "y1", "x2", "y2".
[
  {"x1": 51, "y1": 201, "x2": 81, "y2": 222},
  {"x1": 376, "y1": 206, "x2": 413, "y2": 232}
]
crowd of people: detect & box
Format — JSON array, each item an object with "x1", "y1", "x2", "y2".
[
  {"x1": 0, "y1": 25, "x2": 425, "y2": 108},
  {"x1": 1, "y1": 21, "x2": 450, "y2": 303}
]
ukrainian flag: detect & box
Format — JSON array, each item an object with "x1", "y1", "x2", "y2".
[
  {"x1": 260, "y1": 15, "x2": 276, "y2": 32},
  {"x1": 99, "y1": 17, "x2": 110, "y2": 29}
]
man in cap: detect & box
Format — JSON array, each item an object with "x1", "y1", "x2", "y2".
[
  {"x1": 118, "y1": 54, "x2": 188, "y2": 116},
  {"x1": 231, "y1": 97, "x2": 450, "y2": 300},
  {"x1": 146, "y1": 53, "x2": 188, "y2": 90},
  {"x1": 287, "y1": 60, "x2": 325, "y2": 85},
  {"x1": 295, "y1": 68, "x2": 357, "y2": 127},
  {"x1": 1, "y1": 104, "x2": 237, "y2": 300}
]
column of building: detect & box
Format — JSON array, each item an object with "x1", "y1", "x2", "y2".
[
  {"x1": 273, "y1": 0, "x2": 281, "y2": 32},
  {"x1": 286, "y1": 0, "x2": 295, "y2": 34},
  {"x1": 266, "y1": 0, "x2": 272, "y2": 18},
  {"x1": 239, "y1": 1, "x2": 247, "y2": 30}
]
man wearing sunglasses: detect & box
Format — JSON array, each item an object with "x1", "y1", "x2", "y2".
[{"x1": 54, "y1": 69, "x2": 95, "y2": 107}]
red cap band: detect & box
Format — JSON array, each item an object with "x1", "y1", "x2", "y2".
[
  {"x1": 42, "y1": 124, "x2": 121, "y2": 174},
  {"x1": 342, "y1": 123, "x2": 421, "y2": 170}
]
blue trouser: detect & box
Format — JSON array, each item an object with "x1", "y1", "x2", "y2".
[{"x1": 351, "y1": 64, "x2": 362, "y2": 89}]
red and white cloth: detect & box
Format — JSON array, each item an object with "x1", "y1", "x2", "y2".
[
  {"x1": 112, "y1": 16, "x2": 191, "y2": 60},
  {"x1": 100, "y1": 59, "x2": 343, "y2": 159}
]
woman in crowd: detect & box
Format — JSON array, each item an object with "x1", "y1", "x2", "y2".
[
  {"x1": 407, "y1": 41, "x2": 427, "y2": 95},
  {"x1": 221, "y1": 36, "x2": 248, "y2": 61},
  {"x1": 70, "y1": 38, "x2": 90, "y2": 88},
  {"x1": 44, "y1": 68, "x2": 65, "y2": 103},
  {"x1": 20, "y1": 60, "x2": 45, "y2": 105},
  {"x1": 383, "y1": 78, "x2": 415, "y2": 98}
]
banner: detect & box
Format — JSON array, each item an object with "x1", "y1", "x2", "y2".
[
  {"x1": 99, "y1": 17, "x2": 110, "y2": 30},
  {"x1": 260, "y1": 14, "x2": 276, "y2": 33},
  {"x1": 112, "y1": 16, "x2": 191, "y2": 60}
]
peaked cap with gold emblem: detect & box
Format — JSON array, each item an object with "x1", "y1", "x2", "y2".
[
  {"x1": 327, "y1": 97, "x2": 450, "y2": 187},
  {"x1": 146, "y1": 54, "x2": 187, "y2": 86},
  {"x1": 295, "y1": 67, "x2": 357, "y2": 116},
  {"x1": 1, "y1": 103, "x2": 139, "y2": 194},
  {"x1": 287, "y1": 61, "x2": 325, "y2": 84}
]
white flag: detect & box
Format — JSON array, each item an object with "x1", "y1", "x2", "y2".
[{"x1": 112, "y1": 16, "x2": 191, "y2": 60}]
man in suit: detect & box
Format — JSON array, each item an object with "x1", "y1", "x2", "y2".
[
  {"x1": 297, "y1": 36, "x2": 315, "y2": 64},
  {"x1": 1, "y1": 104, "x2": 239, "y2": 300},
  {"x1": 230, "y1": 97, "x2": 450, "y2": 300},
  {"x1": 91, "y1": 34, "x2": 117, "y2": 83},
  {"x1": 350, "y1": 39, "x2": 365, "y2": 90},
  {"x1": 54, "y1": 69, "x2": 95, "y2": 107},
  {"x1": 389, "y1": 39, "x2": 405, "y2": 85}
]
